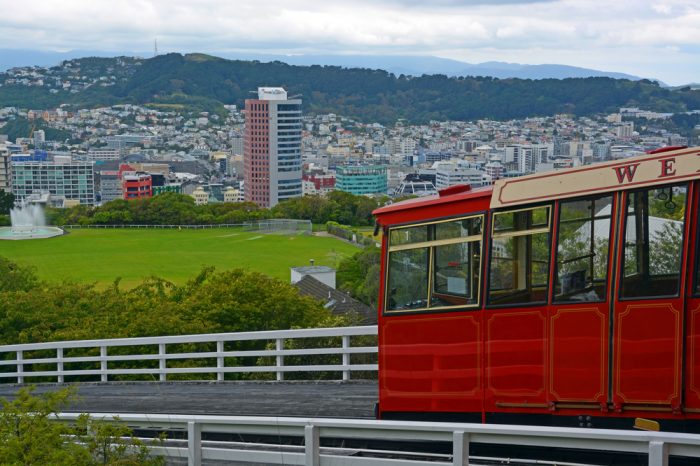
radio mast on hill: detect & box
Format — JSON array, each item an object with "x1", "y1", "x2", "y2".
[{"x1": 154, "y1": 38, "x2": 158, "y2": 57}]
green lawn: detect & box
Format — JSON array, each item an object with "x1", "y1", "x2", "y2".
[{"x1": 0, "y1": 228, "x2": 360, "y2": 288}]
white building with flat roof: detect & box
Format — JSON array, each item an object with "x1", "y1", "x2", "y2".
[{"x1": 11, "y1": 156, "x2": 95, "y2": 205}]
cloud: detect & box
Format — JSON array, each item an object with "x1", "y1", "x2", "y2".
[
  {"x1": 371, "y1": 0, "x2": 557, "y2": 5},
  {"x1": 0, "y1": 0, "x2": 696, "y2": 84}
]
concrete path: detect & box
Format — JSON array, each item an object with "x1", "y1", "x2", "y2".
[{"x1": 0, "y1": 381, "x2": 378, "y2": 418}]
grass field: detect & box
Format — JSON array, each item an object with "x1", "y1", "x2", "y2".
[{"x1": 0, "y1": 228, "x2": 360, "y2": 288}]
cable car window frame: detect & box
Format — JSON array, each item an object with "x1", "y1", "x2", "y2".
[
  {"x1": 619, "y1": 182, "x2": 689, "y2": 301},
  {"x1": 384, "y1": 213, "x2": 485, "y2": 315},
  {"x1": 487, "y1": 203, "x2": 553, "y2": 308},
  {"x1": 553, "y1": 194, "x2": 614, "y2": 304},
  {"x1": 695, "y1": 193, "x2": 700, "y2": 297}
]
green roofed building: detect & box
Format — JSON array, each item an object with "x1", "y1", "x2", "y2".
[
  {"x1": 153, "y1": 184, "x2": 182, "y2": 196},
  {"x1": 336, "y1": 165, "x2": 387, "y2": 195}
]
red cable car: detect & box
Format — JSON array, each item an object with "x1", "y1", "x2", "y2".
[{"x1": 373, "y1": 146, "x2": 700, "y2": 431}]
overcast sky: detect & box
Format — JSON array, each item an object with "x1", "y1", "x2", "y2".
[{"x1": 0, "y1": 0, "x2": 698, "y2": 85}]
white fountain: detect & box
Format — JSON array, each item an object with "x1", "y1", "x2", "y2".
[{"x1": 0, "y1": 203, "x2": 64, "y2": 240}]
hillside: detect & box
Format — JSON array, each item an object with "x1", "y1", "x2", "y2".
[
  {"x1": 1, "y1": 53, "x2": 699, "y2": 124},
  {"x1": 0, "y1": 49, "x2": 646, "y2": 81}
]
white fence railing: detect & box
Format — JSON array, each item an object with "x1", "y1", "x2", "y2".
[
  {"x1": 0, "y1": 326, "x2": 378, "y2": 384},
  {"x1": 61, "y1": 219, "x2": 313, "y2": 233},
  {"x1": 62, "y1": 223, "x2": 252, "y2": 229},
  {"x1": 55, "y1": 413, "x2": 700, "y2": 466}
]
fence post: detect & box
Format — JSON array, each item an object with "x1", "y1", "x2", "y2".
[
  {"x1": 159, "y1": 343, "x2": 167, "y2": 382},
  {"x1": 187, "y1": 421, "x2": 202, "y2": 466},
  {"x1": 100, "y1": 346, "x2": 108, "y2": 382},
  {"x1": 304, "y1": 424, "x2": 320, "y2": 466},
  {"x1": 342, "y1": 335, "x2": 350, "y2": 381},
  {"x1": 453, "y1": 431, "x2": 470, "y2": 466},
  {"x1": 276, "y1": 338, "x2": 284, "y2": 381},
  {"x1": 57, "y1": 348, "x2": 64, "y2": 383},
  {"x1": 217, "y1": 341, "x2": 224, "y2": 382},
  {"x1": 648, "y1": 440, "x2": 668, "y2": 466},
  {"x1": 16, "y1": 351, "x2": 23, "y2": 384}
]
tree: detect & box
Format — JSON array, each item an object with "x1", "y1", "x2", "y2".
[
  {"x1": 0, "y1": 387, "x2": 88, "y2": 465},
  {"x1": 74, "y1": 414, "x2": 163, "y2": 466},
  {"x1": 0, "y1": 189, "x2": 15, "y2": 215},
  {"x1": 0, "y1": 386, "x2": 163, "y2": 465},
  {"x1": 337, "y1": 246, "x2": 381, "y2": 308},
  {"x1": 0, "y1": 258, "x2": 339, "y2": 347},
  {"x1": 174, "y1": 267, "x2": 336, "y2": 334},
  {"x1": 0, "y1": 256, "x2": 39, "y2": 292}
]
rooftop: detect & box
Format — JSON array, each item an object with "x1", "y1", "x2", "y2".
[
  {"x1": 258, "y1": 87, "x2": 288, "y2": 101},
  {"x1": 291, "y1": 265, "x2": 335, "y2": 274},
  {"x1": 294, "y1": 275, "x2": 375, "y2": 324}
]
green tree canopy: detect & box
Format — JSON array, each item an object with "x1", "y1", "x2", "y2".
[
  {"x1": 0, "y1": 257, "x2": 341, "y2": 345},
  {"x1": 0, "y1": 189, "x2": 15, "y2": 215}
]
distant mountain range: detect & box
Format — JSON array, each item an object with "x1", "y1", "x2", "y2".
[
  {"x1": 224, "y1": 53, "x2": 648, "y2": 82},
  {"x1": 0, "y1": 48, "x2": 650, "y2": 82}
]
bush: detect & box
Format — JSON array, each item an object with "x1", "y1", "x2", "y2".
[{"x1": 0, "y1": 386, "x2": 163, "y2": 465}]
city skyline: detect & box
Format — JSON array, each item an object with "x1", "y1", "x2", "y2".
[{"x1": 0, "y1": 0, "x2": 697, "y2": 85}]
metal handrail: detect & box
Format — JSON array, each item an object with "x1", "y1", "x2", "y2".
[
  {"x1": 0, "y1": 326, "x2": 378, "y2": 384},
  {"x1": 54, "y1": 412, "x2": 700, "y2": 466}
]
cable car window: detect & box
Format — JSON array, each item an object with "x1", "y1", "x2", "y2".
[
  {"x1": 554, "y1": 195, "x2": 613, "y2": 303},
  {"x1": 387, "y1": 248, "x2": 430, "y2": 311},
  {"x1": 621, "y1": 183, "x2": 687, "y2": 299},
  {"x1": 389, "y1": 225, "x2": 428, "y2": 246},
  {"x1": 435, "y1": 216, "x2": 481, "y2": 240},
  {"x1": 431, "y1": 239, "x2": 482, "y2": 308},
  {"x1": 385, "y1": 215, "x2": 483, "y2": 313},
  {"x1": 489, "y1": 205, "x2": 552, "y2": 306}
]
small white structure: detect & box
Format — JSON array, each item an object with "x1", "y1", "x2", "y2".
[{"x1": 291, "y1": 260, "x2": 336, "y2": 289}]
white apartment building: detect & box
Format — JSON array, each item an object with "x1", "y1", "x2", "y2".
[
  {"x1": 387, "y1": 137, "x2": 416, "y2": 157},
  {"x1": 88, "y1": 149, "x2": 121, "y2": 161},
  {"x1": 504, "y1": 143, "x2": 553, "y2": 174},
  {"x1": 616, "y1": 122, "x2": 634, "y2": 138},
  {"x1": 433, "y1": 161, "x2": 491, "y2": 189},
  {"x1": 191, "y1": 186, "x2": 208, "y2": 205},
  {"x1": 11, "y1": 156, "x2": 95, "y2": 205},
  {"x1": 223, "y1": 187, "x2": 241, "y2": 203}
]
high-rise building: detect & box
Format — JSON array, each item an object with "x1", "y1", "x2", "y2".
[
  {"x1": 33, "y1": 130, "x2": 46, "y2": 148},
  {"x1": 0, "y1": 145, "x2": 11, "y2": 194},
  {"x1": 244, "y1": 87, "x2": 302, "y2": 208}
]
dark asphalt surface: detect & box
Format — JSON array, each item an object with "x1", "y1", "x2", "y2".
[{"x1": 0, "y1": 381, "x2": 378, "y2": 418}]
